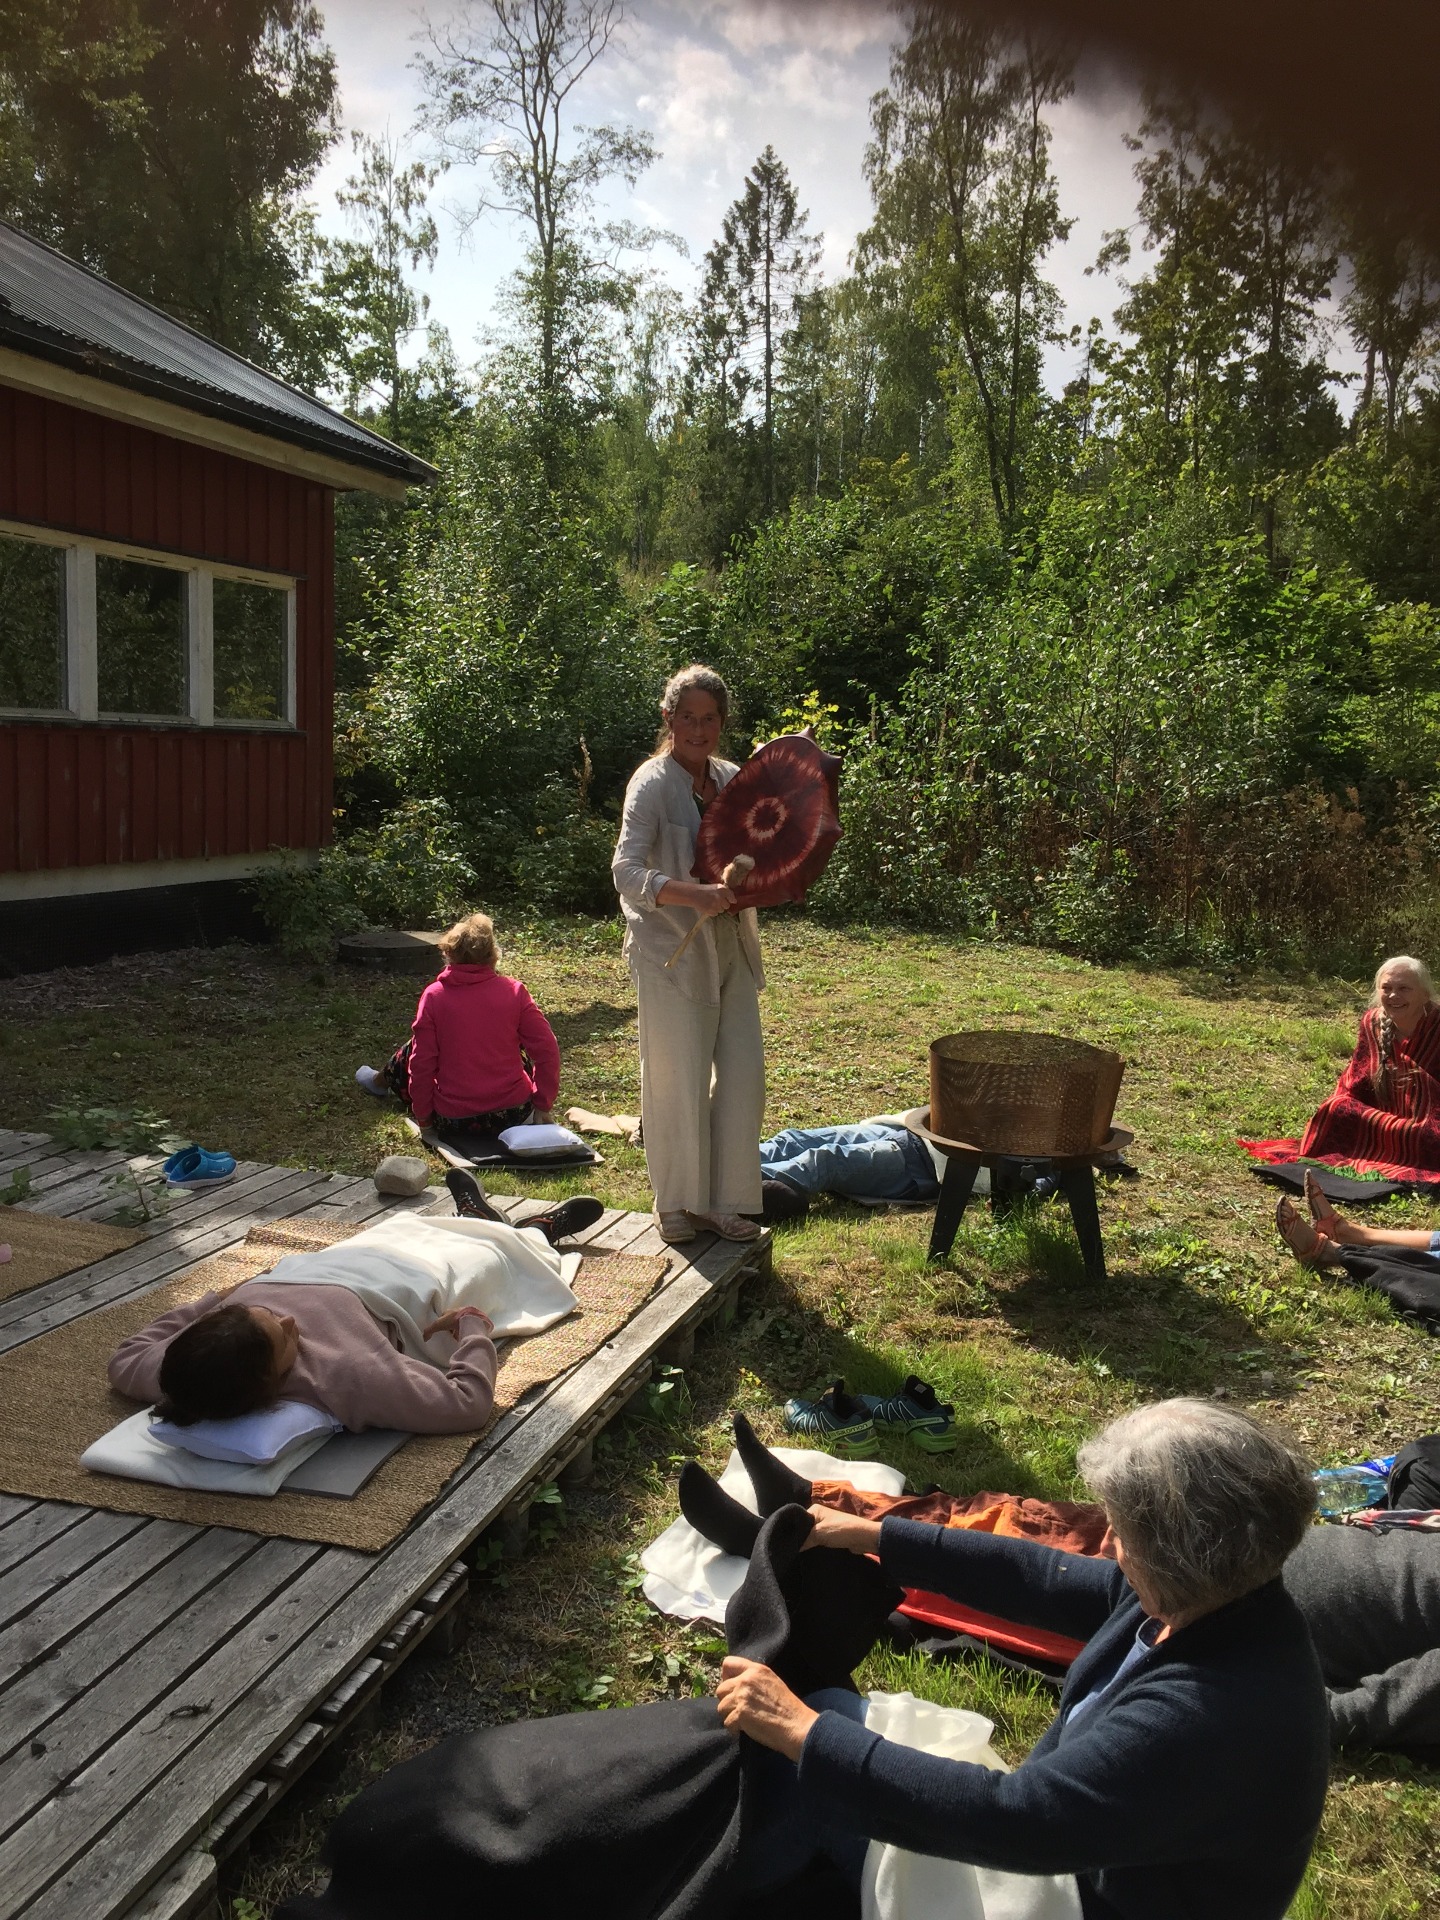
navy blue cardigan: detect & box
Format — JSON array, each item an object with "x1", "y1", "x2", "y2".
[{"x1": 798, "y1": 1519, "x2": 1329, "y2": 1920}]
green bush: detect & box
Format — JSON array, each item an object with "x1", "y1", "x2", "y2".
[{"x1": 251, "y1": 798, "x2": 478, "y2": 960}]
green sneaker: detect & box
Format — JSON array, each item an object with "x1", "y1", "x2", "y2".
[
  {"x1": 858, "y1": 1375, "x2": 957, "y2": 1453},
  {"x1": 782, "y1": 1379, "x2": 877, "y2": 1459}
]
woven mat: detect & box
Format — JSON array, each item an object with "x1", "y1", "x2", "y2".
[
  {"x1": 0, "y1": 1207, "x2": 143, "y2": 1303},
  {"x1": 0, "y1": 1217, "x2": 668, "y2": 1552}
]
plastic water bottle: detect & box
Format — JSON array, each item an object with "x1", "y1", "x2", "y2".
[{"x1": 1312, "y1": 1466, "x2": 1388, "y2": 1517}]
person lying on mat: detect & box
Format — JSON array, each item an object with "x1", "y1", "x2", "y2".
[
  {"x1": 107, "y1": 1200, "x2": 600, "y2": 1436},
  {"x1": 715, "y1": 1399, "x2": 1328, "y2": 1920},
  {"x1": 756, "y1": 1114, "x2": 947, "y2": 1223},
  {"x1": 1298, "y1": 954, "x2": 1440, "y2": 1181},
  {"x1": 355, "y1": 911, "x2": 561, "y2": 1133}
]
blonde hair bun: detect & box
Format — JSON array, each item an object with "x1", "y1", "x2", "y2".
[{"x1": 439, "y1": 912, "x2": 498, "y2": 967}]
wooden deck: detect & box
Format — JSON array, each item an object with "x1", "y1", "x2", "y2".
[{"x1": 0, "y1": 1129, "x2": 768, "y2": 1920}]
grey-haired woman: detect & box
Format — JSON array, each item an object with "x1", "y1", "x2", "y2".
[
  {"x1": 718, "y1": 1398, "x2": 1329, "y2": 1918},
  {"x1": 612, "y1": 665, "x2": 765, "y2": 1246}
]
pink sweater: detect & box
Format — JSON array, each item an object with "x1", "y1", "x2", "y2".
[
  {"x1": 407, "y1": 964, "x2": 561, "y2": 1126},
  {"x1": 107, "y1": 1280, "x2": 499, "y2": 1434}
]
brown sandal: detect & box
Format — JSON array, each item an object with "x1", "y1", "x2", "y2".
[
  {"x1": 1303, "y1": 1168, "x2": 1342, "y2": 1233},
  {"x1": 1276, "y1": 1197, "x2": 1339, "y2": 1268}
]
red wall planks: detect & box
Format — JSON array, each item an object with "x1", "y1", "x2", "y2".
[{"x1": 0, "y1": 384, "x2": 335, "y2": 876}]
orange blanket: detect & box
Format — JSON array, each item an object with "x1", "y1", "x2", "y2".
[{"x1": 812, "y1": 1481, "x2": 1114, "y2": 1667}]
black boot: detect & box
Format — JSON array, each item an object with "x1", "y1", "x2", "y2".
[
  {"x1": 677, "y1": 1461, "x2": 762, "y2": 1558},
  {"x1": 445, "y1": 1170, "x2": 505, "y2": 1223},
  {"x1": 530, "y1": 1196, "x2": 605, "y2": 1245},
  {"x1": 734, "y1": 1411, "x2": 814, "y2": 1516}
]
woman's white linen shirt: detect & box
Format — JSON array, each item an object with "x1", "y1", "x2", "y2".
[{"x1": 612, "y1": 753, "x2": 764, "y2": 1005}]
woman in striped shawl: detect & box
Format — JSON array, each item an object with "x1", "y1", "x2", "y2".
[{"x1": 1300, "y1": 956, "x2": 1440, "y2": 1181}]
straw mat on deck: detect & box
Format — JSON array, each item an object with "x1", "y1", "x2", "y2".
[
  {"x1": 0, "y1": 1207, "x2": 142, "y2": 1303},
  {"x1": 0, "y1": 1217, "x2": 667, "y2": 1551}
]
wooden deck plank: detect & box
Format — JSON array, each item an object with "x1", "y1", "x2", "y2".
[
  {"x1": 43, "y1": 1160, "x2": 280, "y2": 1227},
  {"x1": 0, "y1": 1529, "x2": 262, "y2": 1770},
  {"x1": 0, "y1": 1511, "x2": 147, "y2": 1637},
  {"x1": 0, "y1": 1134, "x2": 52, "y2": 1163},
  {"x1": 13, "y1": 1240, "x2": 756, "y2": 1918},
  {"x1": 0, "y1": 1149, "x2": 93, "y2": 1186},
  {"x1": 1, "y1": 1544, "x2": 344, "y2": 1911},
  {"x1": 0, "y1": 1509, "x2": 91, "y2": 1587},
  {"x1": 0, "y1": 1538, "x2": 322, "y2": 1874},
  {"x1": 0, "y1": 1498, "x2": 40, "y2": 1536},
  {"x1": 0, "y1": 1521, "x2": 199, "y2": 1697}
]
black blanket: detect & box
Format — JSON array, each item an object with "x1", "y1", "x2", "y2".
[
  {"x1": 279, "y1": 1506, "x2": 899, "y2": 1920},
  {"x1": 1248, "y1": 1163, "x2": 1412, "y2": 1205}
]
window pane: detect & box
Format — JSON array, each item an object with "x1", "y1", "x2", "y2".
[
  {"x1": 0, "y1": 533, "x2": 65, "y2": 709},
  {"x1": 213, "y1": 577, "x2": 288, "y2": 721},
  {"x1": 96, "y1": 555, "x2": 186, "y2": 716}
]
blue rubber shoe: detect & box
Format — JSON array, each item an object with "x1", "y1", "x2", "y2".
[
  {"x1": 781, "y1": 1379, "x2": 877, "y2": 1459},
  {"x1": 162, "y1": 1145, "x2": 237, "y2": 1188},
  {"x1": 858, "y1": 1375, "x2": 957, "y2": 1453}
]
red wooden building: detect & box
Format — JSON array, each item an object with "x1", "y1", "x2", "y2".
[{"x1": 0, "y1": 221, "x2": 435, "y2": 971}]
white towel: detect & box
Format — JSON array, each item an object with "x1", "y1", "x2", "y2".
[
  {"x1": 640, "y1": 1447, "x2": 907, "y2": 1624},
  {"x1": 860, "y1": 1692, "x2": 1082, "y2": 1920}
]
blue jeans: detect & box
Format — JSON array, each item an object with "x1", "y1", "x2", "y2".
[
  {"x1": 759, "y1": 1125, "x2": 940, "y2": 1204},
  {"x1": 739, "y1": 1690, "x2": 871, "y2": 1893}
]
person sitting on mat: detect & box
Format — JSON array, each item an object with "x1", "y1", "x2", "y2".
[
  {"x1": 107, "y1": 1197, "x2": 601, "y2": 1435},
  {"x1": 686, "y1": 1413, "x2": 1440, "y2": 1757},
  {"x1": 708, "y1": 1398, "x2": 1328, "y2": 1918},
  {"x1": 1298, "y1": 954, "x2": 1440, "y2": 1182},
  {"x1": 355, "y1": 912, "x2": 561, "y2": 1135}
]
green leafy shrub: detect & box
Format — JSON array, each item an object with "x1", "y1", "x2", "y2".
[{"x1": 251, "y1": 798, "x2": 479, "y2": 960}]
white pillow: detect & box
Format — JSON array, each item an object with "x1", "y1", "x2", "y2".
[
  {"x1": 150, "y1": 1398, "x2": 340, "y2": 1465},
  {"x1": 498, "y1": 1122, "x2": 584, "y2": 1155},
  {"x1": 81, "y1": 1409, "x2": 335, "y2": 1497}
]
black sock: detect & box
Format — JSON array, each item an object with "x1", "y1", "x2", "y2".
[
  {"x1": 677, "y1": 1461, "x2": 762, "y2": 1558},
  {"x1": 734, "y1": 1412, "x2": 814, "y2": 1516}
]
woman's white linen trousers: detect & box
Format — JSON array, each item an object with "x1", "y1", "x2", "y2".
[{"x1": 635, "y1": 923, "x2": 764, "y2": 1218}]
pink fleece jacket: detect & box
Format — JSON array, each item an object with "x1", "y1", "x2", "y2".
[
  {"x1": 107, "y1": 1280, "x2": 499, "y2": 1434},
  {"x1": 406, "y1": 963, "x2": 561, "y2": 1125}
]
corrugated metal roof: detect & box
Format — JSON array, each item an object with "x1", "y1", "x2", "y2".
[{"x1": 0, "y1": 221, "x2": 437, "y2": 487}]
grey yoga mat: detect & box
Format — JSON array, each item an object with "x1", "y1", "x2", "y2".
[{"x1": 283, "y1": 1427, "x2": 410, "y2": 1498}]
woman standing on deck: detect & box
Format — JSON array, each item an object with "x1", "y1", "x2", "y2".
[{"x1": 612, "y1": 666, "x2": 765, "y2": 1246}]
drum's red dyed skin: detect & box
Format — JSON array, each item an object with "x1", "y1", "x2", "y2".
[{"x1": 692, "y1": 732, "x2": 842, "y2": 909}]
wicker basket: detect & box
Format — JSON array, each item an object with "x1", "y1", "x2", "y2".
[{"x1": 929, "y1": 1031, "x2": 1124, "y2": 1157}]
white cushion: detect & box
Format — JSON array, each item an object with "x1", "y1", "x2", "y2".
[
  {"x1": 498, "y1": 1123, "x2": 584, "y2": 1155},
  {"x1": 150, "y1": 1398, "x2": 340, "y2": 1465},
  {"x1": 81, "y1": 1409, "x2": 335, "y2": 1497}
]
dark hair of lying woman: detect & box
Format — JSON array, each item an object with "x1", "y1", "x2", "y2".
[{"x1": 155, "y1": 1303, "x2": 282, "y2": 1425}]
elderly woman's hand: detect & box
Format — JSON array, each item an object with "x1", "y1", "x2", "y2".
[
  {"x1": 716, "y1": 1656, "x2": 818, "y2": 1758},
  {"x1": 804, "y1": 1506, "x2": 884, "y2": 1555}
]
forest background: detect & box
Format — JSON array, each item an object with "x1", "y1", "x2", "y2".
[{"x1": 6, "y1": 0, "x2": 1440, "y2": 971}]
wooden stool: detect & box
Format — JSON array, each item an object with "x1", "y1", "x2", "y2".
[{"x1": 926, "y1": 1147, "x2": 1110, "y2": 1279}]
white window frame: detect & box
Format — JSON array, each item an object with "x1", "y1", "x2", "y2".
[{"x1": 0, "y1": 517, "x2": 298, "y2": 729}]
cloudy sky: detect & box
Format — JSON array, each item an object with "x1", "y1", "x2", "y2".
[{"x1": 310, "y1": 0, "x2": 1340, "y2": 398}]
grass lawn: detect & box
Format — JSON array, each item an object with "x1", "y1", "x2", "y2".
[{"x1": 4, "y1": 917, "x2": 1439, "y2": 1918}]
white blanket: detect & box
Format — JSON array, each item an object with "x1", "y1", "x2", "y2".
[
  {"x1": 640, "y1": 1447, "x2": 907, "y2": 1624},
  {"x1": 860, "y1": 1692, "x2": 1081, "y2": 1920},
  {"x1": 260, "y1": 1212, "x2": 581, "y2": 1365}
]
